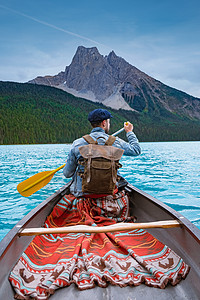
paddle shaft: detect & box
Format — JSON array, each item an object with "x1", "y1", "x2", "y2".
[
  {"x1": 19, "y1": 220, "x2": 181, "y2": 236},
  {"x1": 112, "y1": 127, "x2": 125, "y2": 136}
]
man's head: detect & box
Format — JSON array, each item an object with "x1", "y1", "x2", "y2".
[{"x1": 88, "y1": 109, "x2": 113, "y2": 134}]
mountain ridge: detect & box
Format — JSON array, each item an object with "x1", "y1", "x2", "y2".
[{"x1": 29, "y1": 46, "x2": 200, "y2": 120}]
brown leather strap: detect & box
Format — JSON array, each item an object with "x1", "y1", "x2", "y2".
[
  {"x1": 82, "y1": 135, "x2": 97, "y2": 144},
  {"x1": 83, "y1": 135, "x2": 116, "y2": 146},
  {"x1": 105, "y1": 135, "x2": 116, "y2": 146}
]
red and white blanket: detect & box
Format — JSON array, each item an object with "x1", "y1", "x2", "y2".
[{"x1": 9, "y1": 190, "x2": 190, "y2": 299}]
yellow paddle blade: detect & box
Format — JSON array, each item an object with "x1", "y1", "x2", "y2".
[{"x1": 17, "y1": 164, "x2": 65, "y2": 197}]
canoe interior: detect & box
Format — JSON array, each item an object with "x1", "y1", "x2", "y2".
[{"x1": 0, "y1": 182, "x2": 200, "y2": 300}]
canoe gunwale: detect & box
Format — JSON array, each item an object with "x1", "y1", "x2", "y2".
[
  {"x1": 0, "y1": 181, "x2": 71, "y2": 259},
  {"x1": 1, "y1": 181, "x2": 200, "y2": 259},
  {"x1": 126, "y1": 183, "x2": 200, "y2": 244}
]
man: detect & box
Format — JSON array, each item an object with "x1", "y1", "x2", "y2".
[{"x1": 63, "y1": 108, "x2": 141, "y2": 196}]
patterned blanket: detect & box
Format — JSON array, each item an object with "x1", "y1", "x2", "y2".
[{"x1": 9, "y1": 190, "x2": 190, "y2": 299}]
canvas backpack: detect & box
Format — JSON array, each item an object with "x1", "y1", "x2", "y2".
[{"x1": 78, "y1": 135, "x2": 124, "y2": 195}]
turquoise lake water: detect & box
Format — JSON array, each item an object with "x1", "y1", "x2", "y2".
[{"x1": 0, "y1": 141, "x2": 200, "y2": 241}]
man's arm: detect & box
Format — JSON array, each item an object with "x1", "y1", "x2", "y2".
[
  {"x1": 63, "y1": 147, "x2": 77, "y2": 178},
  {"x1": 115, "y1": 122, "x2": 141, "y2": 156}
]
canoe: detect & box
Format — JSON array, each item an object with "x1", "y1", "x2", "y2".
[{"x1": 0, "y1": 182, "x2": 200, "y2": 299}]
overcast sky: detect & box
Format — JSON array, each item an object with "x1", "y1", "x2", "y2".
[{"x1": 0, "y1": 0, "x2": 200, "y2": 97}]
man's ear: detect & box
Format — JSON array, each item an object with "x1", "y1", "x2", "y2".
[{"x1": 102, "y1": 120, "x2": 106, "y2": 127}]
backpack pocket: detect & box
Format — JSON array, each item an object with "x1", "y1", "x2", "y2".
[{"x1": 82, "y1": 158, "x2": 116, "y2": 194}]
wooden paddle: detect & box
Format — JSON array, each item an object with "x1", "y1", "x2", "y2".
[
  {"x1": 17, "y1": 125, "x2": 127, "y2": 197},
  {"x1": 19, "y1": 220, "x2": 181, "y2": 236}
]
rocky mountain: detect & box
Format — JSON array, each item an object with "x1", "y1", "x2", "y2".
[{"x1": 29, "y1": 46, "x2": 200, "y2": 120}]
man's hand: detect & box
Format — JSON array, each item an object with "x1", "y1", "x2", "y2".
[{"x1": 124, "y1": 121, "x2": 133, "y2": 133}]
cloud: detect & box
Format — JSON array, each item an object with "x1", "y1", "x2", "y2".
[
  {"x1": 0, "y1": 45, "x2": 68, "y2": 82},
  {"x1": 112, "y1": 35, "x2": 200, "y2": 98}
]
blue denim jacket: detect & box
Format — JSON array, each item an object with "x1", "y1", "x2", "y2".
[{"x1": 63, "y1": 127, "x2": 141, "y2": 196}]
